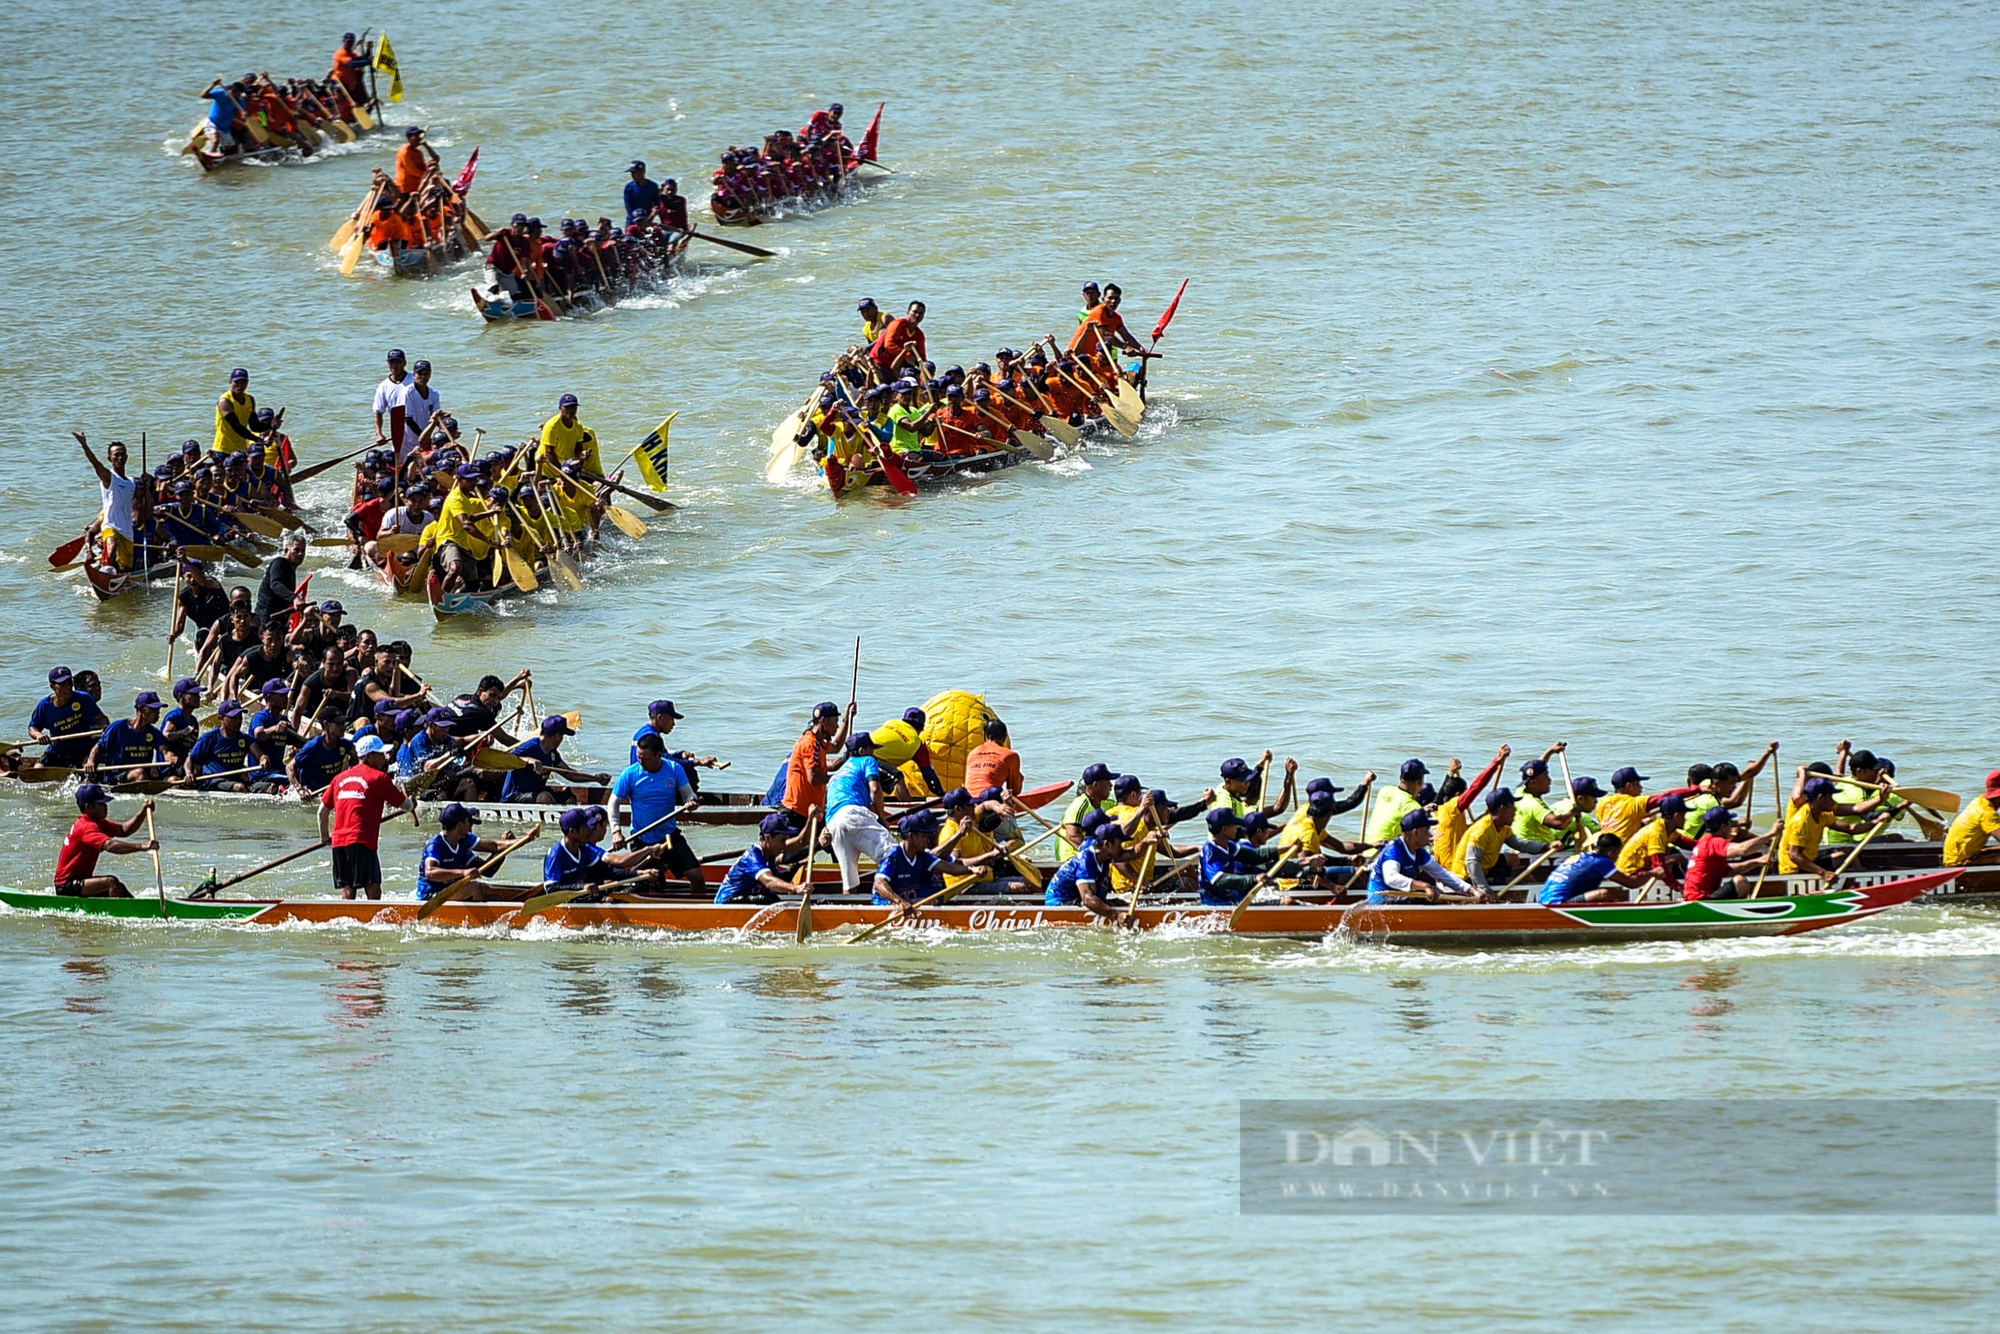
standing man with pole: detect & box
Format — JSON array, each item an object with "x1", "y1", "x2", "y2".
[{"x1": 318, "y1": 735, "x2": 415, "y2": 901}]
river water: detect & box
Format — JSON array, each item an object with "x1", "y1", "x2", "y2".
[{"x1": 2, "y1": 0, "x2": 1998, "y2": 1327}]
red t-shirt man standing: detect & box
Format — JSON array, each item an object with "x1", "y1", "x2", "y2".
[{"x1": 319, "y1": 736, "x2": 413, "y2": 900}]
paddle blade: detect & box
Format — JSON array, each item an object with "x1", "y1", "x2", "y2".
[
  {"x1": 329, "y1": 217, "x2": 358, "y2": 251},
  {"x1": 1040, "y1": 416, "x2": 1081, "y2": 448},
  {"x1": 874, "y1": 445, "x2": 919, "y2": 497},
  {"x1": 1011, "y1": 429, "x2": 1054, "y2": 461},
  {"x1": 338, "y1": 231, "x2": 367, "y2": 276},
  {"x1": 606, "y1": 505, "x2": 647, "y2": 539},
  {"x1": 48, "y1": 535, "x2": 86, "y2": 567},
  {"x1": 375, "y1": 532, "x2": 421, "y2": 556},
  {"x1": 795, "y1": 890, "x2": 814, "y2": 943},
  {"x1": 1895, "y1": 785, "x2": 1962, "y2": 814},
  {"x1": 503, "y1": 547, "x2": 538, "y2": 592},
  {"x1": 551, "y1": 553, "x2": 585, "y2": 590},
  {"x1": 534, "y1": 299, "x2": 558, "y2": 322},
  {"x1": 767, "y1": 442, "x2": 804, "y2": 482},
  {"x1": 472, "y1": 748, "x2": 528, "y2": 771},
  {"x1": 19, "y1": 766, "x2": 71, "y2": 784}
]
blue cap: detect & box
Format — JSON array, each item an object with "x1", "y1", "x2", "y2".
[
  {"x1": 1572, "y1": 776, "x2": 1606, "y2": 798},
  {"x1": 1701, "y1": 805, "x2": 1737, "y2": 831},
  {"x1": 321, "y1": 599, "x2": 345, "y2": 614},
  {"x1": 439, "y1": 802, "x2": 480, "y2": 828},
  {"x1": 1206, "y1": 807, "x2": 1242, "y2": 832},
  {"x1": 47, "y1": 666, "x2": 72, "y2": 685},
  {"x1": 942, "y1": 787, "x2": 973, "y2": 809},
  {"x1": 1113, "y1": 773, "x2": 1142, "y2": 795},
  {"x1": 386, "y1": 349, "x2": 406, "y2": 363},
  {"x1": 405, "y1": 125, "x2": 423, "y2": 137},
  {"x1": 1307, "y1": 790, "x2": 1337, "y2": 814},
  {"x1": 1239, "y1": 811, "x2": 1273, "y2": 835},
  {"x1": 1660, "y1": 794, "x2": 1688, "y2": 818},
  {"x1": 1611, "y1": 766, "x2": 1647, "y2": 788},
  {"x1": 1521, "y1": 758, "x2": 1549, "y2": 779},
  {"x1": 1401, "y1": 810, "x2": 1438, "y2": 832},
  {"x1": 1082, "y1": 762, "x2": 1113, "y2": 785},
  {"x1": 1400, "y1": 758, "x2": 1427, "y2": 781},
  {"x1": 1486, "y1": 786, "x2": 1517, "y2": 810},
  {"x1": 858, "y1": 298, "x2": 878, "y2": 309},
  {"x1": 1803, "y1": 777, "x2": 1837, "y2": 799},
  {"x1": 217, "y1": 700, "x2": 244, "y2": 718},
  {"x1": 229, "y1": 367, "x2": 248, "y2": 382},
  {"x1": 813, "y1": 701, "x2": 840, "y2": 720},
  {"x1": 558, "y1": 393, "x2": 579, "y2": 408},
  {"x1": 172, "y1": 678, "x2": 202, "y2": 697},
  {"x1": 1219, "y1": 758, "x2": 1254, "y2": 782},
  {"x1": 455, "y1": 464, "x2": 483, "y2": 480},
  {"x1": 260, "y1": 678, "x2": 288, "y2": 697},
  {"x1": 899, "y1": 810, "x2": 941, "y2": 837},
  {"x1": 759, "y1": 812, "x2": 792, "y2": 836},
  {"x1": 559, "y1": 807, "x2": 592, "y2": 834},
  {"x1": 847, "y1": 732, "x2": 876, "y2": 752},
  {"x1": 630, "y1": 160, "x2": 646, "y2": 172}
]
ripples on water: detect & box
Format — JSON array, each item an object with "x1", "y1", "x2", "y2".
[{"x1": 5, "y1": 0, "x2": 2000, "y2": 1326}]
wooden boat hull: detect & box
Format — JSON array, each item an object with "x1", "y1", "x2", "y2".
[
  {"x1": 0, "y1": 888, "x2": 269, "y2": 921},
  {"x1": 201, "y1": 870, "x2": 1954, "y2": 939},
  {"x1": 371, "y1": 234, "x2": 475, "y2": 278},
  {"x1": 829, "y1": 447, "x2": 1027, "y2": 494}
]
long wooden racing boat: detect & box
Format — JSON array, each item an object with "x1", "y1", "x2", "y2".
[
  {"x1": 470, "y1": 235, "x2": 691, "y2": 323},
  {"x1": 0, "y1": 871, "x2": 1952, "y2": 943}
]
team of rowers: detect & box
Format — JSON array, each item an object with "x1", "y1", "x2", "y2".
[
  {"x1": 355, "y1": 126, "x2": 477, "y2": 262},
  {"x1": 193, "y1": 33, "x2": 381, "y2": 161},
  {"x1": 792, "y1": 283, "x2": 1155, "y2": 488},
  {"x1": 708, "y1": 104, "x2": 863, "y2": 222},
  {"x1": 29, "y1": 656, "x2": 2000, "y2": 922}
]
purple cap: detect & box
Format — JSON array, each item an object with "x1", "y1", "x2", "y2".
[
  {"x1": 1701, "y1": 805, "x2": 1737, "y2": 831},
  {"x1": 1219, "y1": 758, "x2": 1254, "y2": 782},
  {"x1": 903, "y1": 708, "x2": 926, "y2": 728},
  {"x1": 812, "y1": 701, "x2": 840, "y2": 720},
  {"x1": 1400, "y1": 758, "x2": 1428, "y2": 780},
  {"x1": 1239, "y1": 811, "x2": 1274, "y2": 835},
  {"x1": 541, "y1": 715, "x2": 575, "y2": 736},
  {"x1": 1803, "y1": 777, "x2": 1837, "y2": 799},
  {"x1": 1521, "y1": 758, "x2": 1549, "y2": 779},
  {"x1": 217, "y1": 700, "x2": 245, "y2": 718},
  {"x1": 229, "y1": 368, "x2": 248, "y2": 383},
  {"x1": 133, "y1": 691, "x2": 163, "y2": 711},
  {"x1": 412, "y1": 360, "x2": 430, "y2": 374},
  {"x1": 559, "y1": 807, "x2": 592, "y2": 834},
  {"x1": 75, "y1": 783, "x2": 109, "y2": 809},
  {"x1": 1113, "y1": 773, "x2": 1142, "y2": 795},
  {"x1": 374, "y1": 699, "x2": 399, "y2": 716},
  {"x1": 979, "y1": 786, "x2": 1005, "y2": 804},
  {"x1": 1307, "y1": 790, "x2": 1337, "y2": 814},
  {"x1": 1660, "y1": 794, "x2": 1689, "y2": 818},
  {"x1": 425, "y1": 707, "x2": 454, "y2": 726},
  {"x1": 942, "y1": 786, "x2": 973, "y2": 809},
  {"x1": 439, "y1": 802, "x2": 481, "y2": 828},
  {"x1": 1206, "y1": 807, "x2": 1242, "y2": 832},
  {"x1": 758, "y1": 812, "x2": 792, "y2": 836},
  {"x1": 847, "y1": 732, "x2": 876, "y2": 752},
  {"x1": 558, "y1": 393, "x2": 579, "y2": 408},
  {"x1": 321, "y1": 600, "x2": 344, "y2": 614},
  {"x1": 899, "y1": 810, "x2": 941, "y2": 836},
  {"x1": 1572, "y1": 776, "x2": 1606, "y2": 798},
  {"x1": 455, "y1": 464, "x2": 483, "y2": 480},
  {"x1": 1486, "y1": 786, "x2": 1517, "y2": 810},
  {"x1": 1611, "y1": 766, "x2": 1647, "y2": 788},
  {"x1": 648, "y1": 700, "x2": 684, "y2": 720},
  {"x1": 47, "y1": 666, "x2": 72, "y2": 685},
  {"x1": 1400, "y1": 810, "x2": 1439, "y2": 832},
  {"x1": 172, "y1": 678, "x2": 202, "y2": 698},
  {"x1": 386, "y1": 349, "x2": 406, "y2": 363},
  {"x1": 395, "y1": 710, "x2": 421, "y2": 731},
  {"x1": 261, "y1": 679, "x2": 289, "y2": 696}
]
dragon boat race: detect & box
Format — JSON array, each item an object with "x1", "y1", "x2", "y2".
[{"x1": 2, "y1": 0, "x2": 1997, "y2": 1329}]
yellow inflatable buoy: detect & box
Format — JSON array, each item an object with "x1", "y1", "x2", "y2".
[{"x1": 917, "y1": 690, "x2": 1000, "y2": 792}]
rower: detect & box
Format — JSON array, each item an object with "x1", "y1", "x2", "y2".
[
  {"x1": 225, "y1": 624, "x2": 290, "y2": 700},
  {"x1": 545, "y1": 806, "x2": 642, "y2": 892},
  {"x1": 445, "y1": 673, "x2": 525, "y2": 747},
  {"x1": 289, "y1": 711, "x2": 356, "y2": 798},
  {"x1": 1944, "y1": 771, "x2": 2000, "y2": 866},
  {"x1": 962, "y1": 718, "x2": 1024, "y2": 802},
  {"x1": 630, "y1": 699, "x2": 717, "y2": 780},
  {"x1": 53, "y1": 785, "x2": 158, "y2": 899},
  {"x1": 319, "y1": 735, "x2": 413, "y2": 902},
  {"x1": 1057, "y1": 762, "x2": 1118, "y2": 859},
  {"x1": 782, "y1": 700, "x2": 856, "y2": 832},
  {"x1": 76, "y1": 435, "x2": 136, "y2": 573},
  {"x1": 1511, "y1": 749, "x2": 1580, "y2": 848},
  {"x1": 868, "y1": 301, "x2": 928, "y2": 375},
  {"x1": 200, "y1": 78, "x2": 242, "y2": 154},
  {"x1": 1675, "y1": 743, "x2": 1780, "y2": 833},
  {"x1": 540, "y1": 393, "x2": 604, "y2": 476},
  {"x1": 857, "y1": 298, "x2": 888, "y2": 344},
  {"x1": 1367, "y1": 810, "x2": 1480, "y2": 904},
  {"x1": 502, "y1": 715, "x2": 585, "y2": 807},
  {"x1": 1549, "y1": 776, "x2": 1607, "y2": 844},
  {"x1": 416, "y1": 803, "x2": 509, "y2": 903},
  {"x1": 184, "y1": 700, "x2": 255, "y2": 792},
  {"x1": 214, "y1": 368, "x2": 258, "y2": 455},
  {"x1": 1615, "y1": 793, "x2": 1692, "y2": 887},
  {"x1": 331, "y1": 32, "x2": 370, "y2": 107},
  {"x1": 396, "y1": 125, "x2": 438, "y2": 196},
  {"x1": 170, "y1": 559, "x2": 229, "y2": 651},
  {"x1": 716, "y1": 813, "x2": 807, "y2": 904},
  {"x1": 1827, "y1": 746, "x2": 1915, "y2": 845},
  {"x1": 29, "y1": 665, "x2": 107, "y2": 770},
  {"x1": 1275, "y1": 785, "x2": 1373, "y2": 896},
  {"x1": 398, "y1": 707, "x2": 456, "y2": 779},
  {"x1": 253, "y1": 533, "x2": 308, "y2": 625},
  {"x1": 874, "y1": 810, "x2": 998, "y2": 909},
  {"x1": 246, "y1": 680, "x2": 298, "y2": 786},
  {"x1": 1679, "y1": 807, "x2": 1779, "y2": 901},
  {"x1": 1197, "y1": 807, "x2": 1286, "y2": 906},
  {"x1": 433, "y1": 465, "x2": 497, "y2": 594},
  {"x1": 386, "y1": 359, "x2": 442, "y2": 464},
  {"x1": 938, "y1": 787, "x2": 1027, "y2": 894},
  {"x1": 1432, "y1": 748, "x2": 1504, "y2": 874},
  {"x1": 657, "y1": 178, "x2": 689, "y2": 235},
  {"x1": 625, "y1": 160, "x2": 662, "y2": 228},
  {"x1": 825, "y1": 733, "x2": 900, "y2": 893},
  {"x1": 161, "y1": 678, "x2": 204, "y2": 760},
  {"x1": 1779, "y1": 773, "x2": 1883, "y2": 884},
  {"x1": 1456, "y1": 788, "x2": 1541, "y2": 897},
  {"x1": 1364, "y1": 759, "x2": 1430, "y2": 844},
  {"x1": 1538, "y1": 833, "x2": 1651, "y2": 905},
  {"x1": 1210, "y1": 753, "x2": 1292, "y2": 820},
  {"x1": 1596, "y1": 766, "x2": 1651, "y2": 840},
  {"x1": 371, "y1": 349, "x2": 410, "y2": 446},
  {"x1": 608, "y1": 732, "x2": 703, "y2": 894},
  {"x1": 86, "y1": 691, "x2": 167, "y2": 786},
  {"x1": 1046, "y1": 819, "x2": 1131, "y2": 921}
]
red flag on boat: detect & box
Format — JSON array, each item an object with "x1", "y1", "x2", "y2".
[
  {"x1": 856, "y1": 104, "x2": 884, "y2": 163},
  {"x1": 1151, "y1": 278, "x2": 1189, "y2": 344},
  {"x1": 451, "y1": 147, "x2": 480, "y2": 196},
  {"x1": 289, "y1": 574, "x2": 314, "y2": 632}
]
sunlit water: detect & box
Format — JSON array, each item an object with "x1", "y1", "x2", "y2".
[{"x1": 3, "y1": 0, "x2": 1998, "y2": 1327}]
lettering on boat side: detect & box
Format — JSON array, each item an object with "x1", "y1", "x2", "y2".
[
  {"x1": 965, "y1": 907, "x2": 1048, "y2": 931},
  {"x1": 1240, "y1": 1100, "x2": 1997, "y2": 1215}
]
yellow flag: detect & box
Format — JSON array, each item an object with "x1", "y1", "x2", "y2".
[
  {"x1": 373, "y1": 32, "x2": 404, "y2": 102},
  {"x1": 633, "y1": 414, "x2": 674, "y2": 492}
]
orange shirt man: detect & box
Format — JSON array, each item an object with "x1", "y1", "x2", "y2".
[
  {"x1": 784, "y1": 702, "x2": 853, "y2": 820},
  {"x1": 395, "y1": 132, "x2": 432, "y2": 194},
  {"x1": 867, "y1": 301, "x2": 927, "y2": 372},
  {"x1": 964, "y1": 721, "x2": 1023, "y2": 799},
  {"x1": 332, "y1": 40, "x2": 369, "y2": 102}
]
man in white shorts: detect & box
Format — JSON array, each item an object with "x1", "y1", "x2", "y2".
[{"x1": 824, "y1": 733, "x2": 900, "y2": 892}]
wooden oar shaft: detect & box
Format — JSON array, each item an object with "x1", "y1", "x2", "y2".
[{"x1": 209, "y1": 837, "x2": 329, "y2": 893}]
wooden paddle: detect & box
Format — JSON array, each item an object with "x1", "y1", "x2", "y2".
[
  {"x1": 22, "y1": 760, "x2": 174, "y2": 784},
  {"x1": 501, "y1": 542, "x2": 539, "y2": 593},
  {"x1": 0, "y1": 727, "x2": 107, "y2": 756},
  {"x1": 969, "y1": 402, "x2": 1054, "y2": 460},
  {"x1": 146, "y1": 806, "x2": 166, "y2": 918},
  {"x1": 1835, "y1": 774, "x2": 1961, "y2": 815},
  {"x1": 795, "y1": 812, "x2": 821, "y2": 942},
  {"x1": 849, "y1": 874, "x2": 983, "y2": 944},
  {"x1": 231, "y1": 510, "x2": 283, "y2": 539},
  {"x1": 289, "y1": 443, "x2": 375, "y2": 484},
  {"x1": 604, "y1": 504, "x2": 647, "y2": 539},
  {"x1": 330, "y1": 181, "x2": 383, "y2": 250},
  {"x1": 1085, "y1": 323, "x2": 1148, "y2": 419},
  {"x1": 766, "y1": 387, "x2": 825, "y2": 482},
  {"x1": 993, "y1": 384, "x2": 1081, "y2": 448},
  {"x1": 1502, "y1": 841, "x2": 1564, "y2": 892},
  {"x1": 416, "y1": 826, "x2": 541, "y2": 920},
  {"x1": 1830, "y1": 809, "x2": 1897, "y2": 878},
  {"x1": 189, "y1": 836, "x2": 328, "y2": 897},
  {"x1": 48, "y1": 533, "x2": 88, "y2": 568},
  {"x1": 686, "y1": 227, "x2": 777, "y2": 258}
]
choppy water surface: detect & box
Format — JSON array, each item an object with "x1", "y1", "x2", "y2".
[{"x1": 3, "y1": 0, "x2": 1999, "y2": 1327}]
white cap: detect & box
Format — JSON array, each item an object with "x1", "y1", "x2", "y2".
[{"x1": 355, "y1": 735, "x2": 387, "y2": 756}]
